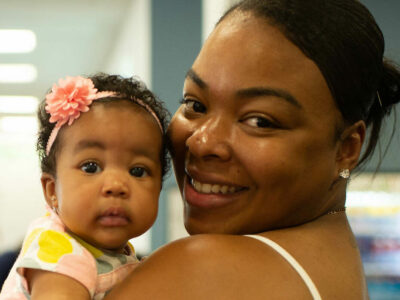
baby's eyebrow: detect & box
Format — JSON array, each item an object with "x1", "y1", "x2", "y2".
[{"x1": 73, "y1": 140, "x2": 105, "y2": 154}]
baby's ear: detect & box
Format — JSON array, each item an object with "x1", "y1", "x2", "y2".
[
  {"x1": 41, "y1": 173, "x2": 57, "y2": 209},
  {"x1": 335, "y1": 120, "x2": 366, "y2": 175}
]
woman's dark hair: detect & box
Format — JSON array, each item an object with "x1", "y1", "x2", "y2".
[
  {"x1": 219, "y1": 0, "x2": 400, "y2": 169},
  {"x1": 37, "y1": 73, "x2": 171, "y2": 182}
]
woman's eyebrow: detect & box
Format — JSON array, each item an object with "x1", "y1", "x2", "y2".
[
  {"x1": 236, "y1": 87, "x2": 303, "y2": 109},
  {"x1": 185, "y1": 68, "x2": 302, "y2": 109},
  {"x1": 186, "y1": 69, "x2": 207, "y2": 89}
]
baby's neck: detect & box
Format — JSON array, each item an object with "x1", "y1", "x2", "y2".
[{"x1": 66, "y1": 230, "x2": 129, "y2": 256}]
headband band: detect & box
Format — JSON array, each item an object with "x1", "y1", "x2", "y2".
[{"x1": 45, "y1": 76, "x2": 163, "y2": 155}]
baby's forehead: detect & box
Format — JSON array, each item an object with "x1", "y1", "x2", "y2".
[
  {"x1": 94, "y1": 98, "x2": 162, "y2": 129},
  {"x1": 57, "y1": 102, "x2": 162, "y2": 153}
]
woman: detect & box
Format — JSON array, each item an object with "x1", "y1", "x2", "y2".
[{"x1": 106, "y1": 0, "x2": 400, "y2": 299}]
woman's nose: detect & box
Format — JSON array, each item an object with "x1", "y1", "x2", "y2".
[
  {"x1": 101, "y1": 172, "x2": 130, "y2": 198},
  {"x1": 186, "y1": 117, "x2": 232, "y2": 161}
]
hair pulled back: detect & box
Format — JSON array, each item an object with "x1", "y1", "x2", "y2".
[
  {"x1": 220, "y1": 0, "x2": 400, "y2": 168},
  {"x1": 37, "y1": 73, "x2": 171, "y2": 181}
]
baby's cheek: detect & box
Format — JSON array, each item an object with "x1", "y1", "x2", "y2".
[{"x1": 136, "y1": 201, "x2": 159, "y2": 233}]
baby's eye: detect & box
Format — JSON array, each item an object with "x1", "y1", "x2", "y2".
[
  {"x1": 130, "y1": 167, "x2": 148, "y2": 178},
  {"x1": 242, "y1": 116, "x2": 278, "y2": 129},
  {"x1": 81, "y1": 162, "x2": 102, "y2": 174},
  {"x1": 181, "y1": 98, "x2": 206, "y2": 113}
]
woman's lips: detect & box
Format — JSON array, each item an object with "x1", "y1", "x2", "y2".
[
  {"x1": 183, "y1": 175, "x2": 248, "y2": 209},
  {"x1": 97, "y1": 207, "x2": 130, "y2": 227}
]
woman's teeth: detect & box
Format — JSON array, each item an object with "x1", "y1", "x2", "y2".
[{"x1": 191, "y1": 178, "x2": 241, "y2": 194}]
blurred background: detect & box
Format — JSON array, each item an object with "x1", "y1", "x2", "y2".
[{"x1": 0, "y1": 0, "x2": 399, "y2": 298}]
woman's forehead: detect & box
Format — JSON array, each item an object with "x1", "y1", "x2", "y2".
[
  {"x1": 190, "y1": 14, "x2": 337, "y2": 117},
  {"x1": 195, "y1": 15, "x2": 311, "y2": 81}
]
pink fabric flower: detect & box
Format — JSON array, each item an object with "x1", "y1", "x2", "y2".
[
  {"x1": 45, "y1": 76, "x2": 98, "y2": 127},
  {"x1": 44, "y1": 76, "x2": 116, "y2": 155},
  {"x1": 43, "y1": 75, "x2": 162, "y2": 156}
]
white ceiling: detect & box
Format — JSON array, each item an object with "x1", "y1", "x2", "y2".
[{"x1": 0, "y1": 0, "x2": 132, "y2": 103}]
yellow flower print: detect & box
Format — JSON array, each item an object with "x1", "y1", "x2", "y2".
[{"x1": 37, "y1": 230, "x2": 73, "y2": 263}]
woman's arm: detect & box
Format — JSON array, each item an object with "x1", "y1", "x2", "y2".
[{"x1": 26, "y1": 269, "x2": 90, "y2": 300}]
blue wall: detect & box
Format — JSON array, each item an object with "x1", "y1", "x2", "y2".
[{"x1": 150, "y1": 0, "x2": 202, "y2": 249}]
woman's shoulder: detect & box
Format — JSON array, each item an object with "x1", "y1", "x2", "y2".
[
  {"x1": 106, "y1": 217, "x2": 369, "y2": 299},
  {"x1": 158, "y1": 233, "x2": 260, "y2": 254},
  {"x1": 105, "y1": 234, "x2": 312, "y2": 299},
  {"x1": 150, "y1": 233, "x2": 297, "y2": 267}
]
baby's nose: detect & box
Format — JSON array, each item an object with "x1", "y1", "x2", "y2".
[{"x1": 101, "y1": 173, "x2": 129, "y2": 198}]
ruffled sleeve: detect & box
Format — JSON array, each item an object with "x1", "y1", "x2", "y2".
[{"x1": 15, "y1": 213, "x2": 97, "y2": 298}]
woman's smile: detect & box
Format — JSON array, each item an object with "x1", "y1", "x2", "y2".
[
  {"x1": 190, "y1": 177, "x2": 246, "y2": 194},
  {"x1": 183, "y1": 168, "x2": 249, "y2": 209}
]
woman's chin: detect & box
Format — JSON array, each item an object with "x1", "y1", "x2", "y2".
[{"x1": 183, "y1": 215, "x2": 237, "y2": 235}]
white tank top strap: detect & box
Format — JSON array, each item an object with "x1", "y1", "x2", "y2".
[{"x1": 245, "y1": 234, "x2": 322, "y2": 300}]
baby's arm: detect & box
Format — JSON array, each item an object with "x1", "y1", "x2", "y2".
[{"x1": 26, "y1": 269, "x2": 90, "y2": 300}]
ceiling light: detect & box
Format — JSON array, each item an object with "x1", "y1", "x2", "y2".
[
  {"x1": 0, "y1": 116, "x2": 37, "y2": 133},
  {"x1": 0, "y1": 96, "x2": 39, "y2": 114},
  {"x1": 0, "y1": 64, "x2": 37, "y2": 83},
  {"x1": 0, "y1": 30, "x2": 36, "y2": 53}
]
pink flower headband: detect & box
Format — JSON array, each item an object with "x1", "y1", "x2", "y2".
[{"x1": 45, "y1": 76, "x2": 163, "y2": 155}]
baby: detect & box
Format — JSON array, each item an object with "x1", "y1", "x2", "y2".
[{"x1": 0, "y1": 74, "x2": 170, "y2": 299}]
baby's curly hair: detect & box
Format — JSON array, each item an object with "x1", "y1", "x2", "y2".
[{"x1": 37, "y1": 73, "x2": 171, "y2": 182}]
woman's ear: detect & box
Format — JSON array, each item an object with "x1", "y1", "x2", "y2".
[
  {"x1": 335, "y1": 120, "x2": 366, "y2": 175},
  {"x1": 41, "y1": 173, "x2": 58, "y2": 210}
]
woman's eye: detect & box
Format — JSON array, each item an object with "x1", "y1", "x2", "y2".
[
  {"x1": 130, "y1": 167, "x2": 148, "y2": 178},
  {"x1": 181, "y1": 98, "x2": 206, "y2": 113},
  {"x1": 243, "y1": 116, "x2": 277, "y2": 129},
  {"x1": 81, "y1": 162, "x2": 101, "y2": 174}
]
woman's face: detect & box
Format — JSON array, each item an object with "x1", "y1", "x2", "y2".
[{"x1": 168, "y1": 13, "x2": 344, "y2": 235}]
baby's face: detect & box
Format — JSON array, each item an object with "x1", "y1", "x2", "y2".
[{"x1": 50, "y1": 101, "x2": 162, "y2": 252}]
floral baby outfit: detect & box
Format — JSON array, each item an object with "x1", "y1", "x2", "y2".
[{"x1": 0, "y1": 207, "x2": 139, "y2": 299}]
